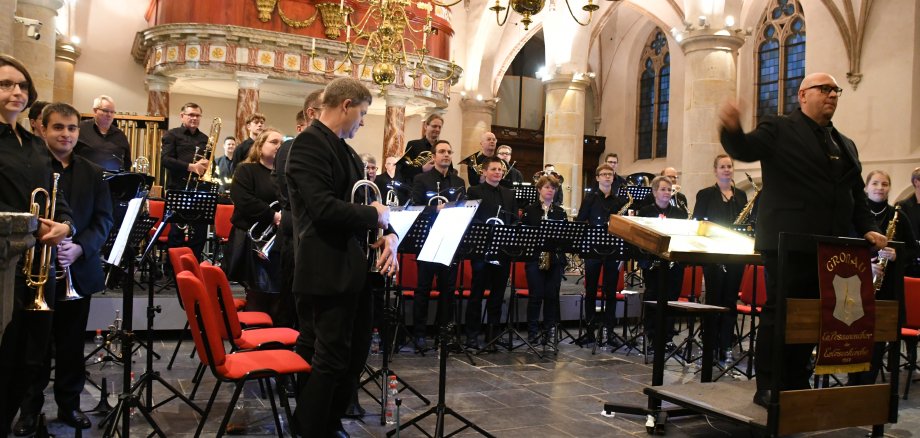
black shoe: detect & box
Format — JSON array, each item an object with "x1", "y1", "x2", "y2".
[
  {"x1": 343, "y1": 400, "x2": 366, "y2": 419},
  {"x1": 58, "y1": 409, "x2": 92, "y2": 429},
  {"x1": 527, "y1": 331, "x2": 539, "y2": 344},
  {"x1": 13, "y1": 413, "x2": 37, "y2": 437},
  {"x1": 752, "y1": 389, "x2": 771, "y2": 408},
  {"x1": 415, "y1": 337, "x2": 428, "y2": 351}
]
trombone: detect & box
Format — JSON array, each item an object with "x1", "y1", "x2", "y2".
[
  {"x1": 185, "y1": 117, "x2": 221, "y2": 191},
  {"x1": 351, "y1": 162, "x2": 384, "y2": 273},
  {"x1": 23, "y1": 173, "x2": 61, "y2": 311}
]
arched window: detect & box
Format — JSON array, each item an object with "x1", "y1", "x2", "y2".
[
  {"x1": 755, "y1": 0, "x2": 806, "y2": 121},
  {"x1": 637, "y1": 29, "x2": 670, "y2": 160}
]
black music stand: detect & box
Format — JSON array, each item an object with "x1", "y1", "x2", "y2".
[
  {"x1": 512, "y1": 183, "x2": 537, "y2": 208},
  {"x1": 534, "y1": 220, "x2": 586, "y2": 351},
  {"x1": 480, "y1": 224, "x2": 543, "y2": 357}
]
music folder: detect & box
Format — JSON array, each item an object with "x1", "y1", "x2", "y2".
[
  {"x1": 418, "y1": 200, "x2": 480, "y2": 266},
  {"x1": 106, "y1": 197, "x2": 144, "y2": 267}
]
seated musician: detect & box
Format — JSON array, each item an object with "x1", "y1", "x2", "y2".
[
  {"x1": 521, "y1": 175, "x2": 567, "y2": 344},
  {"x1": 225, "y1": 127, "x2": 288, "y2": 324},
  {"x1": 637, "y1": 176, "x2": 687, "y2": 352},
  {"x1": 848, "y1": 170, "x2": 917, "y2": 385},
  {"x1": 409, "y1": 139, "x2": 466, "y2": 350},
  {"x1": 464, "y1": 156, "x2": 518, "y2": 350},
  {"x1": 575, "y1": 164, "x2": 626, "y2": 347},
  {"x1": 692, "y1": 154, "x2": 747, "y2": 364},
  {"x1": 16, "y1": 103, "x2": 113, "y2": 434}
]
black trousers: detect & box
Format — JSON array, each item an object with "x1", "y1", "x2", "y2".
[
  {"x1": 642, "y1": 263, "x2": 684, "y2": 343},
  {"x1": 294, "y1": 279, "x2": 376, "y2": 436},
  {"x1": 464, "y1": 259, "x2": 510, "y2": 339},
  {"x1": 702, "y1": 264, "x2": 744, "y2": 351},
  {"x1": 755, "y1": 251, "x2": 818, "y2": 391},
  {"x1": 583, "y1": 258, "x2": 619, "y2": 330},
  {"x1": 412, "y1": 261, "x2": 458, "y2": 338},
  {"x1": 21, "y1": 295, "x2": 93, "y2": 415},
  {"x1": 275, "y1": 211, "x2": 297, "y2": 328},
  {"x1": 524, "y1": 260, "x2": 563, "y2": 333}
]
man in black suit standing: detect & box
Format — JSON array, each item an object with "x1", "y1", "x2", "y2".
[
  {"x1": 15, "y1": 103, "x2": 113, "y2": 434},
  {"x1": 396, "y1": 113, "x2": 440, "y2": 184},
  {"x1": 719, "y1": 72, "x2": 886, "y2": 408},
  {"x1": 287, "y1": 77, "x2": 398, "y2": 436}
]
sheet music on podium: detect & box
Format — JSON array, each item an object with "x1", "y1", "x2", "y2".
[
  {"x1": 106, "y1": 197, "x2": 144, "y2": 266},
  {"x1": 389, "y1": 206, "x2": 424, "y2": 247},
  {"x1": 418, "y1": 200, "x2": 480, "y2": 266}
]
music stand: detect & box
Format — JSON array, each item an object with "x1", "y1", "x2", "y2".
[
  {"x1": 164, "y1": 188, "x2": 218, "y2": 227},
  {"x1": 618, "y1": 186, "x2": 651, "y2": 204},
  {"x1": 534, "y1": 220, "x2": 586, "y2": 350},
  {"x1": 512, "y1": 183, "x2": 537, "y2": 208},
  {"x1": 395, "y1": 212, "x2": 432, "y2": 353}
]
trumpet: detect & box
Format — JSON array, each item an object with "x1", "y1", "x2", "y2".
[
  {"x1": 58, "y1": 266, "x2": 82, "y2": 301},
  {"x1": 23, "y1": 173, "x2": 61, "y2": 312},
  {"x1": 352, "y1": 163, "x2": 384, "y2": 273},
  {"x1": 248, "y1": 201, "x2": 279, "y2": 261},
  {"x1": 185, "y1": 117, "x2": 221, "y2": 190},
  {"x1": 485, "y1": 205, "x2": 505, "y2": 225},
  {"x1": 428, "y1": 182, "x2": 450, "y2": 206}
]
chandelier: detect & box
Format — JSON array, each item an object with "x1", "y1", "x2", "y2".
[
  {"x1": 310, "y1": 0, "x2": 459, "y2": 88},
  {"x1": 488, "y1": 0, "x2": 599, "y2": 30}
]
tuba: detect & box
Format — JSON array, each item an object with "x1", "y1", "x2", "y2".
[
  {"x1": 352, "y1": 162, "x2": 384, "y2": 272},
  {"x1": 185, "y1": 117, "x2": 221, "y2": 190},
  {"x1": 132, "y1": 156, "x2": 150, "y2": 174},
  {"x1": 23, "y1": 173, "x2": 61, "y2": 311}
]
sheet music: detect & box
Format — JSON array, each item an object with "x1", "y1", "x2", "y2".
[
  {"x1": 106, "y1": 197, "x2": 144, "y2": 266},
  {"x1": 419, "y1": 200, "x2": 480, "y2": 266},
  {"x1": 389, "y1": 206, "x2": 424, "y2": 247}
]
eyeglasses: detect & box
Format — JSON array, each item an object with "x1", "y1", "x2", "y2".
[
  {"x1": 94, "y1": 108, "x2": 116, "y2": 115},
  {"x1": 805, "y1": 84, "x2": 844, "y2": 96},
  {"x1": 0, "y1": 80, "x2": 29, "y2": 92},
  {"x1": 597, "y1": 172, "x2": 614, "y2": 177},
  {"x1": 183, "y1": 113, "x2": 202, "y2": 118},
  {"x1": 365, "y1": 166, "x2": 378, "y2": 170},
  {"x1": 497, "y1": 151, "x2": 511, "y2": 156}
]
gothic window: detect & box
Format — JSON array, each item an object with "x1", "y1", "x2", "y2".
[
  {"x1": 756, "y1": 0, "x2": 806, "y2": 121},
  {"x1": 637, "y1": 29, "x2": 670, "y2": 160}
]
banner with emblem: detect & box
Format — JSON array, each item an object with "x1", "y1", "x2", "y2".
[{"x1": 815, "y1": 243, "x2": 875, "y2": 374}]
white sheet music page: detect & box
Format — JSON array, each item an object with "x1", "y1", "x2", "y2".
[
  {"x1": 106, "y1": 197, "x2": 144, "y2": 266},
  {"x1": 389, "y1": 206, "x2": 424, "y2": 247},
  {"x1": 418, "y1": 200, "x2": 480, "y2": 266}
]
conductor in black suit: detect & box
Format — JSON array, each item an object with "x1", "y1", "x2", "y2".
[
  {"x1": 286, "y1": 77, "x2": 398, "y2": 436},
  {"x1": 719, "y1": 72, "x2": 886, "y2": 408}
]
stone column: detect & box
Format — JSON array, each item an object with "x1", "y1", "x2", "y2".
[
  {"x1": 678, "y1": 32, "x2": 745, "y2": 205},
  {"x1": 382, "y1": 93, "x2": 407, "y2": 161},
  {"x1": 0, "y1": 0, "x2": 16, "y2": 54},
  {"x1": 0, "y1": 213, "x2": 37, "y2": 338},
  {"x1": 458, "y1": 98, "x2": 496, "y2": 183},
  {"x1": 544, "y1": 73, "x2": 590, "y2": 213},
  {"x1": 13, "y1": 0, "x2": 64, "y2": 102},
  {"x1": 235, "y1": 72, "x2": 268, "y2": 141},
  {"x1": 53, "y1": 39, "x2": 80, "y2": 104},
  {"x1": 145, "y1": 75, "x2": 174, "y2": 117}
]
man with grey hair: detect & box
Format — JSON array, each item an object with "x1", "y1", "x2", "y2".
[{"x1": 77, "y1": 94, "x2": 132, "y2": 172}]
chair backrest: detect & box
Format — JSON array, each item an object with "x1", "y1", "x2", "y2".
[
  {"x1": 200, "y1": 264, "x2": 243, "y2": 340},
  {"x1": 213, "y1": 204, "x2": 234, "y2": 240},
  {"x1": 680, "y1": 266, "x2": 704, "y2": 300},
  {"x1": 174, "y1": 251, "x2": 203, "y2": 282},
  {"x1": 905, "y1": 277, "x2": 920, "y2": 329},
  {"x1": 512, "y1": 262, "x2": 528, "y2": 290},
  {"x1": 616, "y1": 264, "x2": 625, "y2": 292},
  {"x1": 739, "y1": 264, "x2": 767, "y2": 307},
  {"x1": 148, "y1": 199, "x2": 171, "y2": 237},
  {"x1": 399, "y1": 253, "x2": 419, "y2": 291},
  {"x1": 169, "y1": 247, "x2": 195, "y2": 276},
  {"x1": 175, "y1": 271, "x2": 227, "y2": 368}
]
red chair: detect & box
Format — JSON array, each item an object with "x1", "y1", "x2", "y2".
[
  {"x1": 735, "y1": 264, "x2": 767, "y2": 347},
  {"x1": 679, "y1": 266, "x2": 704, "y2": 302},
  {"x1": 175, "y1": 272, "x2": 309, "y2": 438},
  {"x1": 148, "y1": 199, "x2": 171, "y2": 242},
  {"x1": 211, "y1": 204, "x2": 234, "y2": 267},
  {"x1": 176, "y1": 254, "x2": 272, "y2": 328},
  {"x1": 902, "y1": 277, "x2": 920, "y2": 399}
]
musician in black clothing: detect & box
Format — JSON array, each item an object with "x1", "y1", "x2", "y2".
[
  {"x1": 16, "y1": 103, "x2": 113, "y2": 434},
  {"x1": 496, "y1": 144, "x2": 524, "y2": 188},
  {"x1": 896, "y1": 167, "x2": 920, "y2": 277},
  {"x1": 692, "y1": 154, "x2": 747, "y2": 363},
  {"x1": 849, "y1": 170, "x2": 917, "y2": 385},
  {"x1": 575, "y1": 164, "x2": 626, "y2": 345},
  {"x1": 603, "y1": 153, "x2": 628, "y2": 192},
  {"x1": 464, "y1": 156, "x2": 518, "y2": 349},
  {"x1": 637, "y1": 167, "x2": 688, "y2": 211},
  {"x1": 396, "y1": 113, "x2": 440, "y2": 184},
  {"x1": 213, "y1": 136, "x2": 237, "y2": 193},
  {"x1": 75, "y1": 95, "x2": 131, "y2": 172},
  {"x1": 160, "y1": 102, "x2": 210, "y2": 261},
  {"x1": 409, "y1": 140, "x2": 466, "y2": 349},
  {"x1": 638, "y1": 176, "x2": 687, "y2": 351},
  {"x1": 522, "y1": 175, "x2": 567, "y2": 344},
  {"x1": 230, "y1": 112, "x2": 266, "y2": 175},
  {"x1": 0, "y1": 55, "x2": 74, "y2": 438},
  {"x1": 376, "y1": 156, "x2": 408, "y2": 206},
  {"x1": 226, "y1": 128, "x2": 287, "y2": 324},
  {"x1": 463, "y1": 131, "x2": 497, "y2": 187}
]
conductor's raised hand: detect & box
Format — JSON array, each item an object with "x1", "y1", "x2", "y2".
[
  {"x1": 371, "y1": 201, "x2": 390, "y2": 229},
  {"x1": 718, "y1": 99, "x2": 742, "y2": 133},
  {"x1": 372, "y1": 233, "x2": 399, "y2": 277}
]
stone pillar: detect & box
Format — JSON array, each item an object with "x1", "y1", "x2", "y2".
[
  {"x1": 0, "y1": 213, "x2": 37, "y2": 338},
  {"x1": 53, "y1": 39, "x2": 80, "y2": 104},
  {"x1": 458, "y1": 98, "x2": 496, "y2": 182},
  {"x1": 678, "y1": 33, "x2": 745, "y2": 205},
  {"x1": 145, "y1": 75, "x2": 174, "y2": 117},
  {"x1": 382, "y1": 93, "x2": 407, "y2": 161},
  {"x1": 544, "y1": 74, "x2": 590, "y2": 213},
  {"x1": 235, "y1": 72, "x2": 268, "y2": 141},
  {"x1": 13, "y1": 0, "x2": 65, "y2": 102},
  {"x1": 0, "y1": 0, "x2": 16, "y2": 54}
]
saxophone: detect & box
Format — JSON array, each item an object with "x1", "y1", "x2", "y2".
[
  {"x1": 734, "y1": 173, "x2": 761, "y2": 226},
  {"x1": 873, "y1": 205, "x2": 900, "y2": 292},
  {"x1": 617, "y1": 192, "x2": 634, "y2": 215},
  {"x1": 539, "y1": 203, "x2": 552, "y2": 271}
]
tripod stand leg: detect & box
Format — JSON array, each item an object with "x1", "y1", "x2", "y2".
[{"x1": 141, "y1": 371, "x2": 204, "y2": 414}]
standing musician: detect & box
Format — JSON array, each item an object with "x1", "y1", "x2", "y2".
[
  {"x1": 521, "y1": 175, "x2": 567, "y2": 344},
  {"x1": 692, "y1": 154, "x2": 747, "y2": 364},
  {"x1": 462, "y1": 131, "x2": 497, "y2": 187},
  {"x1": 0, "y1": 54, "x2": 74, "y2": 438},
  {"x1": 638, "y1": 176, "x2": 687, "y2": 353},
  {"x1": 464, "y1": 156, "x2": 518, "y2": 350},
  {"x1": 575, "y1": 164, "x2": 626, "y2": 346},
  {"x1": 213, "y1": 136, "x2": 237, "y2": 193},
  {"x1": 409, "y1": 139, "x2": 466, "y2": 350},
  {"x1": 848, "y1": 170, "x2": 917, "y2": 385},
  {"x1": 226, "y1": 128, "x2": 287, "y2": 324},
  {"x1": 16, "y1": 103, "x2": 113, "y2": 434},
  {"x1": 75, "y1": 95, "x2": 131, "y2": 172},
  {"x1": 286, "y1": 77, "x2": 398, "y2": 436},
  {"x1": 375, "y1": 156, "x2": 404, "y2": 205},
  {"x1": 396, "y1": 113, "x2": 440, "y2": 185},
  {"x1": 160, "y1": 102, "x2": 210, "y2": 261},
  {"x1": 602, "y1": 153, "x2": 628, "y2": 192},
  {"x1": 496, "y1": 144, "x2": 524, "y2": 188},
  {"x1": 230, "y1": 112, "x2": 266, "y2": 175}
]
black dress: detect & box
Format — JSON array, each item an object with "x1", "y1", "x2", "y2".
[{"x1": 225, "y1": 162, "x2": 281, "y2": 296}]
